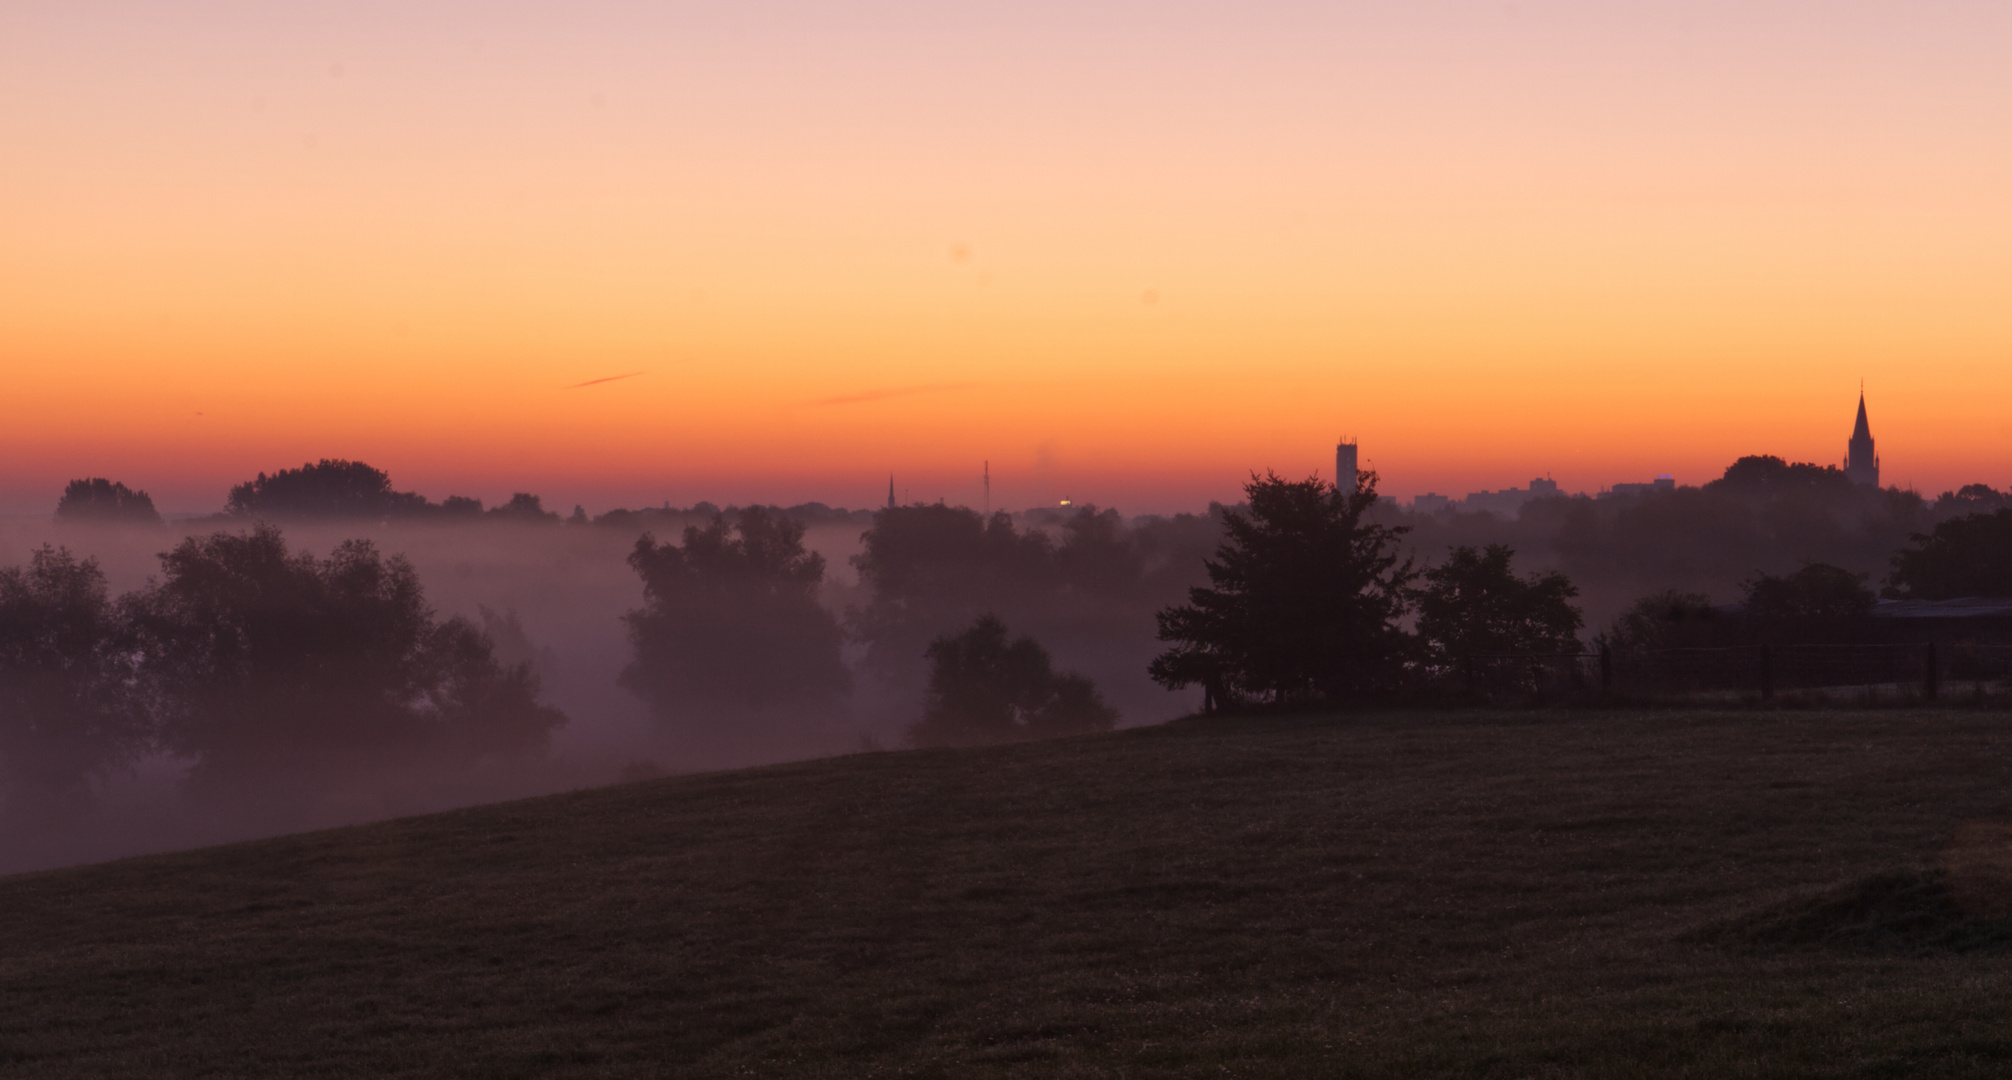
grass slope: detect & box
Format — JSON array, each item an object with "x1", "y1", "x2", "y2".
[{"x1": 7, "y1": 709, "x2": 2012, "y2": 1078}]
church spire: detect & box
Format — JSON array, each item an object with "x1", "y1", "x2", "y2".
[{"x1": 1845, "y1": 388, "x2": 1878, "y2": 487}]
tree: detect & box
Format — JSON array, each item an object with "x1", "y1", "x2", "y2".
[
  {"x1": 225, "y1": 460, "x2": 429, "y2": 519},
  {"x1": 54, "y1": 479, "x2": 162, "y2": 525},
  {"x1": 1741, "y1": 563, "x2": 1874, "y2": 644},
  {"x1": 621, "y1": 508, "x2": 850, "y2": 725},
  {"x1": 909, "y1": 615, "x2": 1117, "y2": 747},
  {"x1": 1603, "y1": 590, "x2": 1731, "y2": 654},
  {"x1": 1415, "y1": 544, "x2": 1582, "y2": 664},
  {"x1": 129, "y1": 525, "x2": 563, "y2": 804},
  {"x1": 848, "y1": 503, "x2": 1058, "y2": 683},
  {"x1": 1149, "y1": 471, "x2": 1414, "y2": 708},
  {"x1": 0, "y1": 548, "x2": 146, "y2": 823},
  {"x1": 487, "y1": 493, "x2": 559, "y2": 523},
  {"x1": 1706, "y1": 455, "x2": 1860, "y2": 500},
  {"x1": 1888, "y1": 509, "x2": 2012, "y2": 600},
  {"x1": 1933, "y1": 484, "x2": 2008, "y2": 518}
]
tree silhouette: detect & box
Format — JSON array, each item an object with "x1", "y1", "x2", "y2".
[
  {"x1": 54, "y1": 479, "x2": 163, "y2": 525},
  {"x1": 1888, "y1": 509, "x2": 2012, "y2": 600},
  {"x1": 1415, "y1": 544, "x2": 1582, "y2": 664},
  {"x1": 0, "y1": 548, "x2": 146, "y2": 824},
  {"x1": 1742, "y1": 564, "x2": 1875, "y2": 644},
  {"x1": 1150, "y1": 471, "x2": 1414, "y2": 708},
  {"x1": 909, "y1": 614, "x2": 1117, "y2": 747},
  {"x1": 1602, "y1": 590, "x2": 1731, "y2": 654},
  {"x1": 1932, "y1": 484, "x2": 2008, "y2": 517},
  {"x1": 849, "y1": 504, "x2": 1057, "y2": 683},
  {"x1": 487, "y1": 493, "x2": 559, "y2": 523},
  {"x1": 621, "y1": 508, "x2": 850, "y2": 726},
  {"x1": 129, "y1": 525, "x2": 563, "y2": 805},
  {"x1": 226, "y1": 460, "x2": 428, "y2": 519}
]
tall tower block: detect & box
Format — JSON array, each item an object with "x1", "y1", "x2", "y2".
[
  {"x1": 1335, "y1": 440, "x2": 1360, "y2": 492},
  {"x1": 1844, "y1": 392, "x2": 1879, "y2": 487}
]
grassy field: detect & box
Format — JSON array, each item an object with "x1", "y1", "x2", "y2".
[{"x1": 7, "y1": 708, "x2": 2012, "y2": 1077}]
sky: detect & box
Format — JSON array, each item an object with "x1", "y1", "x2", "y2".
[{"x1": 3, "y1": 0, "x2": 2009, "y2": 514}]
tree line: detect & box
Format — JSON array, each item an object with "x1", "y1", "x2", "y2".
[
  {"x1": 1150, "y1": 468, "x2": 2012, "y2": 709},
  {"x1": 52, "y1": 460, "x2": 880, "y2": 528},
  {"x1": 16, "y1": 451, "x2": 2012, "y2": 819},
  {"x1": 0, "y1": 529, "x2": 564, "y2": 825}
]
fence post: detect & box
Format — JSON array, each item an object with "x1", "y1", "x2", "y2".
[
  {"x1": 1600, "y1": 644, "x2": 1612, "y2": 695},
  {"x1": 1925, "y1": 642, "x2": 1939, "y2": 702},
  {"x1": 1759, "y1": 645, "x2": 1774, "y2": 703}
]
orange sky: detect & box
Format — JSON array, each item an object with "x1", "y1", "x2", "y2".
[{"x1": 3, "y1": 1, "x2": 2008, "y2": 514}]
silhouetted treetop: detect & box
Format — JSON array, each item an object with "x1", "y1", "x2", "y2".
[
  {"x1": 127, "y1": 525, "x2": 565, "y2": 802},
  {"x1": 1706, "y1": 456, "x2": 1858, "y2": 499},
  {"x1": 225, "y1": 460, "x2": 428, "y2": 519},
  {"x1": 622, "y1": 507, "x2": 850, "y2": 722},
  {"x1": 1934, "y1": 484, "x2": 2008, "y2": 517},
  {"x1": 55, "y1": 479, "x2": 162, "y2": 525},
  {"x1": 487, "y1": 493, "x2": 559, "y2": 523},
  {"x1": 1415, "y1": 544, "x2": 1583, "y2": 663},
  {"x1": 1150, "y1": 471, "x2": 1414, "y2": 707}
]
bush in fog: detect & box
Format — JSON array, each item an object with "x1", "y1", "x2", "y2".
[
  {"x1": 54, "y1": 478, "x2": 162, "y2": 525},
  {"x1": 850, "y1": 504, "x2": 1061, "y2": 683},
  {"x1": 129, "y1": 525, "x2": 565, "y2": 802},
  {"x1": 1887, "y1": 509, "x2": 2012, "y2": 600},
  {"x1": 909, "y1": 615, "x2": 1116, "y2": 747},
  {"x1": 0, "y1": 548, "x2": 147, "y2": 823},
  {"x1": 226, "y1": 459, "x2": 429, "y2": 519},
  {"x1": 1740, "y1": 563, "x2": 1874, "y2": 645},
  {"x1": 622, "y1": 508, "x2": 850, "y2": 725},
  {"x1": 1415, "y1": 544, "x2": 1582, "y2": 665},
  {"x1": 1150, "y1": 472, "x2": 1414, "y2": 708},
  {"x1": 1602, "y1": 590, "x2": 1731, "y2": 654},
  {"x1": 487, "y1": 493, "x2": 560, "y2": 524},
  {"x1": 849, "y1": 502, "x2": 1222, "y2": 714}
]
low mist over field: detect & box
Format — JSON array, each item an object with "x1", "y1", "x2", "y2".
[
  {"x1": 0, "y1": 499, "x2": 1212, "y2": 873},
  {"x1": 5, "y1": 443, "x2": 2012, "y2": 876}
]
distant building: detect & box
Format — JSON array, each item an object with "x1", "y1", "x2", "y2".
[
  {"x1": 1411, "y1": 493, "x2": 1452, "y2": 514},
  {"x1": 1458, "y1": 478, "x2": 1567, "y2": 518},
  {"x1": 1599, "y1": 475, "x2": 1677, "y2": 500},
  {"x1": 1845, "y1": 391, "x2": 1880, "y2": 487},
  {"x1": 1335, "y1": 440, "x2": 1359, "y2": 492}
]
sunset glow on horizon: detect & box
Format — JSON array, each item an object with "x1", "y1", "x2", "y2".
[{"x1": 5, "y1": 1, "x2": 2009, "y2": 514}]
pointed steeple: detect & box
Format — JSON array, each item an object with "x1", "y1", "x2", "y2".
[
  {"x1": 887, "y1": 474, "x2": 897, "y2": 509},
  {"x1": 1845, "y1": 388, "x2": 1879, "y2": 487}
]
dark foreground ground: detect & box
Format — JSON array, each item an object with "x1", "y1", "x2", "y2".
[{"x1": 7, "y1": 709, "x2": 2012, "y2": 1078}]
